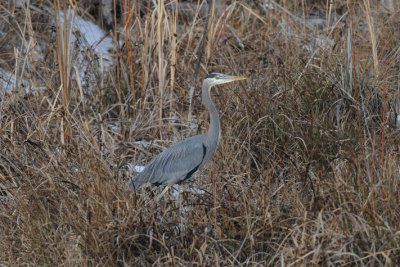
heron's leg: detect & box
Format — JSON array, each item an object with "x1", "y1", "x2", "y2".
[{"x1": 175, "y1": 184, "x2": 182, "y2": 212}]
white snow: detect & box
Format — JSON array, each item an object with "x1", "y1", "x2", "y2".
[
  {"x1": 302, "y1": 36, "x2": 334, "y2": 53},
  {"x1": 125, "y1": 163, "x2": 145, "y2": 173},
  {"x1": 58, "y1": 9, "x2": 114, "y2": 70},
  {"x1": 135, "y1": 165, "x2": 145, "y2": 173},
  {"x1": 397, "y1": 114, "x2": 400, "y2": 129},
  {"x1": 1, "y1": 4, "x2": 115, "y2": 96},
  {"x1": 0, "y1": 69, "x2": 29, "y2": 95},
  {"x1": 263, "y1": 0, "x2": 274, "y2": 11},
  {"x1": 171, "y1": 186, "x2": 205, "y2": 198}
]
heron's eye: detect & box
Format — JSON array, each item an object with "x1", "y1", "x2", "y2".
[{"x1": 214, "y1": 76, "x2": 219, "y2": 79}]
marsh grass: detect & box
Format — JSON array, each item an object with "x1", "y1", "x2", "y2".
[{"x1": 1, "y1": 0, "x2": 400, "y2": 265}]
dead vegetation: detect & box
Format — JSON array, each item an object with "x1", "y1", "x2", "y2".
[{"x1": 1, "y1": 0, "x2": 400, "y2": 265}]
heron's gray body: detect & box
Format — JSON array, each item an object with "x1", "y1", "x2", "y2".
[
  {"x1": 128, "y1": 73, "x2": 244, "y2": 190},
  {"x1": 130, "y1": 134, "x2": 213, "y2": 189}
]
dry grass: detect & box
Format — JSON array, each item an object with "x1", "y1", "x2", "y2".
[{"x1": 1, "y1": 0, "x2": 400, "y2": 265}]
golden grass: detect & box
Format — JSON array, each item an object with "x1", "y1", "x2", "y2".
[{"x1": 0, "y1": 0, "x2": 399, "y2": 265}]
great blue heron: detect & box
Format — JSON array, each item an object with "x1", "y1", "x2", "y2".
[{"x1": 128, "y1": 73, "x2": 246, "y2": 193}]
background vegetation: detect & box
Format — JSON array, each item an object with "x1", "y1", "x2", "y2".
[{"x1": 1, "y1": 0, "x2": 399, "y2": 265}]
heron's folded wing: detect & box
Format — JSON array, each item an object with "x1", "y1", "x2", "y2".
[{"x1": 145, "y1": 136, "x2": 207, "y2": 185}]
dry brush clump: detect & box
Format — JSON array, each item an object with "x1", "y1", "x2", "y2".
[{"x1": 1, "y1": 0, "x2": 400, "y2": 265}]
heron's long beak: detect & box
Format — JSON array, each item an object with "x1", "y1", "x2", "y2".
[
  {"x1": 221, "y1": 75, "x2": 246, "y2": 83},
  {"x1": 230, "y1": 76, "x2": 246, "y2": 81}
]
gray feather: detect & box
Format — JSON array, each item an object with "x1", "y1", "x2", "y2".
[{"x1": 129, "y1": 135, "x2": 208, "y2": 190}]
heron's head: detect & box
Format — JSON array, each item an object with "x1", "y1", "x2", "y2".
[{"x1": 205, "y1": 73, "x2": 246, "y2": 86}]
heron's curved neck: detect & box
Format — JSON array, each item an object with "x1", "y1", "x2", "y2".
[{"x1": 202, "y1": 81, "x2": 220, "y2": 143}]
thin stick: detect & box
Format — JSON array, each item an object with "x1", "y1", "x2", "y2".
[
  {"x1": 362, "y1": 0, "x2": 379, "y2": 76},
  {"x1": 157, "y1": 0, "x2": 165, "y2": 137},
  {"x1": 212, "y1": 162, "x2": 219, "y2": 239},
  {"x1": 141, "y1": 0, "x2": 152, "y2": 113},
  {"x1": 193, "y1": 0, "x2": 213, "y2": 79},
  {"x1": 126, "y1": 0, "x2": 137, "y2": 114},
  {"x1": 348, "y1": 0, "x2": 364, "y2": 156},
  {"x1": 113, "y1": 0, "x2": 120, "y2": 93},
  {"x1": 380, "y1": 60, "x2": 387, "y2": 199},
  {"x1": 114, "y1": 0, "x2": 126, "y2": 137},
  {"x1": 169, "y1": 1, "x2": 178, "y2": 130}
]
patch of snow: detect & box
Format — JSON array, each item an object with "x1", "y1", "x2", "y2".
[
  {"x1": 133, "y1": 140, "x2": 152, "y2": 147},
  {"x1": 307, "y1": 18, "x2": 326, "y2": 28},
  {"x1": 171, "y1": 186, "x2": 205, "y2": 198},
  {"x1": 302, "y1": 36, "x2": 334, "y2": 53},
  {"x1": 72, "y1": 167, "x2": 79, "y2": 172},
  {"x1": 263, "y1": 0, "x2": 274, "y2": 11},
  {"x1": 135, "y1": 165, "x2": 145, "y2": 173},
  {"x1": 58, "y1": 9, "x2": 114, "y2": 70},
  {"x1": 169, "y1": 185, "x2": 207, "y2": 223},
  {"x1": 8, "y1": 3, "x2": 116, "y2": 95},
  {"x1": 0, "y1": 69, "x2": 29, "y2": 95},
  {"x1": 397, "y1": 114, "x2": 400, "y2": 129},
  {"x1": 15, "y1": 0, "x2": 42, "y2": 12},
  {"x1": 278, "y1": 22, "x2": 297, "y2": 35},
  {"x1": 107, "y1": 123, "x2": 120, "y2": 132},
  {"x1": 125, "y1": 163, "x2": 145, "y2": 173},
  {"x1": 190, "y1": 115, "x2": 199, "y2": 131}
]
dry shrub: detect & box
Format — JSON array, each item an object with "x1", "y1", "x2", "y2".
[{"x1": 1, "y1": 0, "x2": 399, "y2": 265}]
